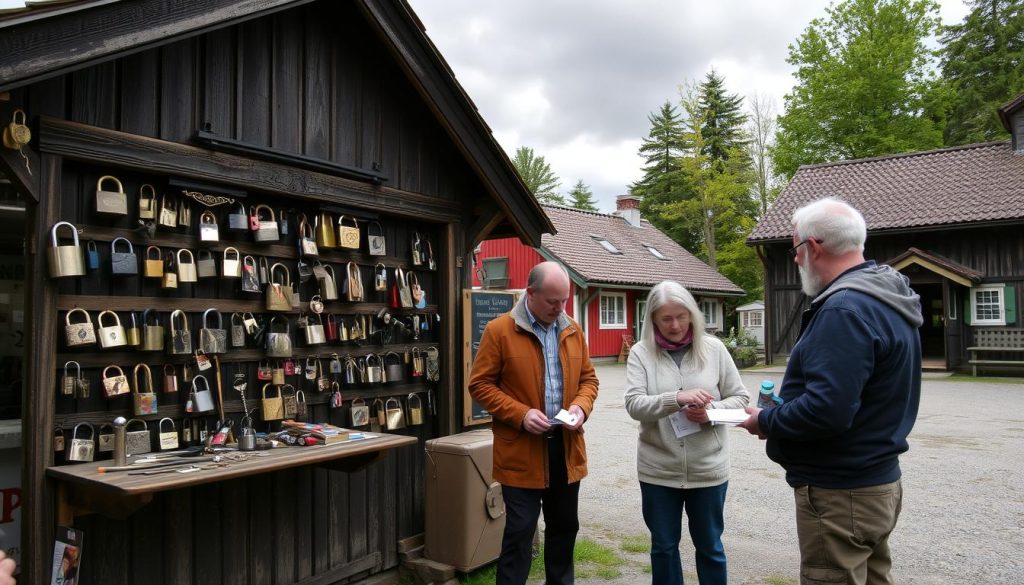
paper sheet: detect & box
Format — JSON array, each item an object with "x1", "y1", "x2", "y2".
[
  {"x1": 705, "y1": 408, "x2": 750, "y2": 425},
  {"x1": 668, "y1": 410, "x2": 701, "y2": 438}
]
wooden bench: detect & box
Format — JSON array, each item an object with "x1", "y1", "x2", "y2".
[{"x1": 966, "y1": 328, "x2": 1024, "y2": 376}]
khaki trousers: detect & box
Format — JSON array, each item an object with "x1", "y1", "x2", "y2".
[{"x1": 794, "y1": 480, "x2": 903, "y2": 585}]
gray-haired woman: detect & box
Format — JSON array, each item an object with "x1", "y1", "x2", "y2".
[{"x1": 624, "y1": 280, "x2": 749, "y2": 585}]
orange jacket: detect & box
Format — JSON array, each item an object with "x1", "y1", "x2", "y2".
[{"x1": 468, "y1": 301, "x2": 599, "y2": 488}]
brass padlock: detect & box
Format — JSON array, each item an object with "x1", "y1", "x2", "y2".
[
  {"x1": 408, "y1": 393, "x2": 424, "y2": 426},
  {"x1": 3, "y1": 109, "x2": 31, "y2": 149},
  {"x1": 54, "y1": 427, "x2": 65, "y2": 453},
  {"x1": 142, "y1": 309, "x2": 165, "y2": 352},
  {"x1": 125, "y1": 312, "x2": 142, "y2": 347},
  {"x1": 337, "y1": 215, "x2": 360, "y2": 249},
  {"x1": 159, "y1": 195, "x2": 178, "y2": 228},
  {"x1": 64, "y1": 308, "x2": 96, "y2": 347},
  {"x1": 47, "y1": 221, "x2": 86, "y2": 278},
  {"x1": 158, "y1": 418, "x2": 179, "y2": 451},
  {"x1": 98, "y1": 423, "x2": 115, "y2": 452},
  {"x1": 96, "y1": 175, "x2": 128, "y2": 216},
  {"x1": 162, "y1": 252, "x2": 178, "y2": 289},
  {"x1": 272, "y1": 361, "x2": 285, "y2": 386},
  {"x1": 375, "y1": 263, "x2": 388, "y2": 292},
  {"x1": 68, "y1": 423, "x2": 96, "y2": 462},
  {"x1": 138, "y1": 184, "x2": 157, "y2": 219},
  {"x1": 316, "y1": 211, "x2": 336, "y2": 248},
  {"x1": 144, "y1": 245, "x2": 164, "y2": 278},
  {"x1": 61, "y1": 360, "x2": 81, "y2": 396},
  {"x1": 254, "y1": 204, "x2": 279, "y2": 242}
]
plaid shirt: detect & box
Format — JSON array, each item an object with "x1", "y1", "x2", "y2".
[{"x1": 525, "y1": 305, "x2": 564, "y2": 420}]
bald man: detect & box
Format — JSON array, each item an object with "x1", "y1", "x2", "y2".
[{"x1": 470, "y1": 261, "x2": 599, "y2": 585}]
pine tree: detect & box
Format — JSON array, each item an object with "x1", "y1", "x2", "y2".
[
  {"x1": 698, "y1": 69, "x2": 750, "y2": 167},
  {"x1": 567, "y1": 180, "x2": 599, "y2": 211},
  {"x1": 941, "y1": 0, "x2": 1024, "y2": 145},
  {"x1": 631, "y1": 102, "x2": 696, "y2": 249},
  {"x1": 511, "y1": 146, "x2": 564, "y2": 205}
]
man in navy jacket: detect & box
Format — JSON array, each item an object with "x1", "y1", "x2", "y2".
[{"x1": 741, "y1": 198, "x2": 922, "y2": 585}]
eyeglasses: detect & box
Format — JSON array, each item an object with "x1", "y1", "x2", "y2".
[{"x1": 788, "y1": 238, "x2": 822, "y2": 258}]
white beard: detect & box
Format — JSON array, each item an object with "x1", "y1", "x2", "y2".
[{"x1": 798, "y1": 263, "x2": 823, "y2": 297}]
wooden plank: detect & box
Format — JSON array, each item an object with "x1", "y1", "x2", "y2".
[
  {"x1": 272, "y1": 10, "x2": 303, "y2": 153},
  {"x1": 248, "y1": 473, "x2": 274, "y2": 584},
  {"x1": 443, "y1": 223, "x2": 460, "y2": 434},
  {"x1": 0, "y1": 0, "x2": 319, "y2": 93},
  {"x1": 349, "y1": 467, "x2": 368, "y2": 560},
  {"x1": 164, "y1": 488, "x2": 193, "y2": 584},
  {"x1": 303, "y1": 6, "x2": 331, "y2": 160},
  {"x1": 158, "y1": 36, "x2": 199, "y2": 141},
  {"x1": 120, "y1": 51, "x2": 160, "y2": 137},
  {"x1": 37, "y1": 117, "x2": 464, "y2": 222},
  {"x1": 312, "y1": 467, "x2": 331, "y2": 574},
  {"x1": 293, "y1": 552, "x2": 381, "y2": 585},
  {"x1": 380, "y1": 445, "x2": 398, "y2": 569},
  {"x1": 238, "y1": 18, "x2": 271, "y2": 147},
  {"x1": 22, "y1": 154, "x2": 61, "y2": 585},
  {"x1": 130, "y1": 494, "x2": 165, "y2": 585},
  {"x1": 273, "y1": 469, "x2": 298, "y2": 583},
  {"x1": 221, "y1": 478, "x2": 249, "y2": 585},
  {"x1": 48, "y1": 434, "x2": 417, "y2": 496},
  {"x1": 366, "y1": 455, "x2": 383, "y2": 571},
  {"x1": 91, "y1": 516, "x2": 130, "y2": 584},
  {"x1": 194, "y1": 482, "x2": 224, "y2": 585},
  {"x1": 328, "y1": 468, "x2": 350, "y2": 566},
  {"x1": 202, "y1": 27, "x2": 237, "y2": 139},
  {"x1": 70, "y1": 61, "x2": 118, "y2": 128},
  {"x1": 294, "y1": 466, "x2": 314, "y2": 581},
  {"x1": 331, "y1": 13, "x2": 360, "y2": 168}
]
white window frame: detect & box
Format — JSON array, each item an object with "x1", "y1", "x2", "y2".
[
  {"x1": 590, "y1": 235, "x2": 622, "y2": 255},
  {"x1": 748, "y1": 311, "x2": 763, "y2": 327},
  {"x1": 599, "y1": 293, "x2": 628, "y2": 329},
  {"x1": 636, "y1": 298, "x2": 648, "y2": 339},
  {"x1": 972, "y1": 285, "x2": 1005, "y2": 326},
  {"x1": 700, "y1": 299, "x2": 719, "y2": 328}
]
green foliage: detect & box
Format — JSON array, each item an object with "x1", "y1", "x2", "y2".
[
  {"x1": 460, "y1": 538, "x2": 627, "y2": 583},
  {"x1": 723, "y1": 326, "x2": 760, "y2": 364},
  {"x1": 940, "y1": 0, "x2": 1024, "y2": 145},
  {"x1": 512, "y1": 146, "x2": 564, "y2": 205},
  {"x1": 620, "y1": 533, "x2": 651, "y2": 554},
  {"x1": 567, "y1": 179, "x2": 600, "y2": 211},
  {"x1": 698, "y1": 69, "x2": 750, "y2": 165},
  {"x1": 773, "y1": 0, "x2": 946, "y2": 179}
]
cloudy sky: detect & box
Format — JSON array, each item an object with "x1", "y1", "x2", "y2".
[{"x1": 408, "y1": 0, "x2": 971, "y2": 213}]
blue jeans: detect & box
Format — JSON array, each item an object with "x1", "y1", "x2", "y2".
[{"x1": 640, "y1": 481, "x2": 728, "y2": 585}]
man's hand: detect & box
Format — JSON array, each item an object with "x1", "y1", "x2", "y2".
[
  {"x1": 522, "y1": 409, "x2": 552, "y2": 435},
  {"x1": 564, "y1": 404, "x2": 586, "y2": 431},
  {"x1": 739, "y1": 406, "x2": 766, "y2": 439}
]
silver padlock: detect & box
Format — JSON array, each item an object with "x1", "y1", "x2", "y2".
[
  {"x1": 97, "y1": 310, "x2": 128, "y2": 349},
  {"x1": 68, "y1": 423, "x2": 96, "y2": 463},
  {"x1": 61, "y1": 360, "x2": 81, "y2": 396},
  {"x1": 198, "y1": 210, "x2": 220, "y2": 242}
]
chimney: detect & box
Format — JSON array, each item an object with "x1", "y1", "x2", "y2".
[
  {"x1": 998, "y1": 92, "x2": 1024, "y2": 153},
  {"x1": 615, "y1": 194, "x2": 642, "y2": 227}
]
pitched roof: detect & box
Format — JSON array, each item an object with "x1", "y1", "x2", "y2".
[
  {"x1": 539, "y1": 205, "x2": 744, "y2": 296},
  {"x1": 748, "y1": 141, "x2": 1024, "y2": 243}
]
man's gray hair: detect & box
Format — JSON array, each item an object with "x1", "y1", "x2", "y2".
[
  {"x1": 527, "y1": 262, "x2": 569, "y2": 290},
  {"x1": 791, "y1": 197, "x2": 867, "y2": 255}
]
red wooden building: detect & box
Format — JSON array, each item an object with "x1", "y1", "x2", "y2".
[{"x1": 473, "y1": 196, "x2": 745, "y2": 358}]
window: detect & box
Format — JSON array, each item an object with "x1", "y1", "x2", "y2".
[
  {"x1": 600, "y1": 293, "x2": 627, "y2": 329},
  {"x1": 700, "y1": 300, "x2": 719, "y2": 328},
  {"x1": 590, "y1": 235, "x2": 622, "y2": 255},
  {"x1": 948, "y1": 288, "x2": 958, "y2": 321},
  {"x1": 972, "y1": 285, "x2": 1005, "y2": 325},
  {"x1": 641, "y1": 243, "x2": 668, "y2": 260},
  {"x1": 636, "y1": 299, "x2": 648, "y2": 338},
  {"x1": 742, "y1": 311, "x2": 763, "y2": 328}
]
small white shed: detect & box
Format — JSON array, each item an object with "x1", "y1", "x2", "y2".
[{"x1": 736, "y1": 301, "x2": 765, "y2": 346}]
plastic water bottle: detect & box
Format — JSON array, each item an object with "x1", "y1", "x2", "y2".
[{"x1": 757, "y1": 380, "x2": 778, "y2": 409}]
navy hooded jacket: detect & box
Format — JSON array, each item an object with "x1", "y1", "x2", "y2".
[{"x1": 759, "y1": 261, "x2": 923, "y2": 489}]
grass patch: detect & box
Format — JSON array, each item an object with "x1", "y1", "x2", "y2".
[
  {"x1": 462, "y1": 538, "x2": 626, "y2": 583},
  {"x1": 764, "y1": 575, "x2": 798, "y2": 585},
  {"x1": 620, "y1": 533, "x2": 650, "y2": 554}
]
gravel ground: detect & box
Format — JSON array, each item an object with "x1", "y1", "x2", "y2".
[{"x1": 543, "y1": 362, "x2": 1024, "y2": 585}]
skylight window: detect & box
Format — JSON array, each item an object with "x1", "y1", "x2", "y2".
[
  {"x1": 590, "y1": 235, "x2": 622, "y2": 255},
  {"x1": 644, "y1": 244, "x2": 668, "y2": 260}
]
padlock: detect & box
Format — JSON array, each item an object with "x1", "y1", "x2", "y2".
[
  {"x1": 125, "y1": 312, "x2": 142, "y2": 347},
  {"x1": 142, "y1": 309, "x2": 165, "y2": 352},
  {"x1": 316, "y1": 211, "x2": 337, "y2": 248},
  {"x1": 138, "y1": 184, "x2": 157, "y2": 220},
  {"x1": 329, "y1": 353, "x2": 343, "y2": 374},
  {"x1": 191, "y1": 375, "x2": 216, "y2": 413},
  {"x1": 159, "y1": 195, "x2": 178, "y2": 228},
  {"x1": 177, "y1": 197, "x2": 192, "y2": 227},
  {"x1": 133, "y1": 363, "x2": 158, "y2": 415},
  {"x1": 101, "y1": 365, "x2": 130, "y2": 397},
  {"x1": 199, "y1": 308, "x2": 227, "y2": 354},
  {"x1": 426, "y1": 240, "x2": 436, "y2": 270},
  {"x1": 375, "y1": 263, "x2": 388, "y2": 292},
  {"x1": 3, "y1": 109, "x2": 31, "y2": 149},
  {"x1": 195, "y1": 349, "x2": 212, "y2": 371},
  {"x1": 177, "y1": 248, "x2": 198, "y2": 283},
  {"x1": 299, "y1": 214, "x2": 318, "y2": 257},
  {"x1": 98, "y1": 423, "x2": 115, "y2": 452},
  {"x1": 350, "y1": 397, "x2": 369, "y2": 426},
  {"x1": 64, "y1": 308, "x2": 97, "y2": 347},
  {"x1": 365, "y1": 353, "x2": 383, "y2": 384},
  {"x1": 230, "y1": 313, "x2": 246, "y2": 348},
  {"x1": 198, "y1": 210, "x2": 220, "y2": 242},
  {"x1": 265, "y1": 263, "x2": 293, "y2": 311},
  {"x1": 408, "y1": 393, "x2": 424, "y2": 425},
  {"x1": 261, "y1": 383, "x2": 284, "y2": 421},
  {"x1": 61, "y1": 361, "x2": 81, "y2": 396},
  {"x1": 182, "y1": 419, "x2": 193, "y2": 444},
  {"x1": 169, "y1": 309, "x2": 192, "y2": 355},
  {"x1": 77, "y1": 375, "x2": 90, "y2": 399},
  {"x1": 272, "y1": 361, "x2": 285, "y2": 385},
  {"x1": 125, "y1": 419, "x2": 152, "y2": 456},
  {"x1": 162, "y1": 251, "x2": 178, "y2": 288},
  {"x1": 295, "y1": 390, "x2": 308, "y2": 419},
  {"x1": 318, "y1": 263, "x2": 338, "y2": 300},
  {"x1": 144, "y1": 245, "x2": 164, "y2": 278},
  {"x1": 241, "y1": 255, "x2": 261, "y2": 293},
  {"x1": 242, "y1": 312, "x2": 258, "y2": 334},
  {"x1": 284, "y1": 357, "x2": 296, "y2": 376},
  {"x1": 228, "y1": 201, "x2": 249, "y2": 230},
  {"x1": 47, "y1": 221, "x2": 86, "y2": 278},
  {"x1": 385, "y1": 397, "x2": 406, "y2": 430},
  {"x1": 253, "y1": 204, "x2": 279, "y2": 242},
  {"x1": 337, "y1": 215, "x2": 360, "y2": 250},
  {"x1": 373, "y1": 398, "x2": 386, "y2": 428},
  {"x1": 278, "y1": 208, "x2": 290, "y2": 237},
  {"x1": 343, "y1": 355, "x2": 357, "y2": 385},
  {"x1": 68, "y1": 425, "x2": 97, "y2": 464},
  {"x1": 163, "y1": 364, "x2": 179, "y2": 393},
  {"x1": 95, "y1": 175, "x2": 128, "y2": 216},
  {"x1": 197, "y1": 249, "x2": 217, "y2": 279},
  {"x1": 257, "y1": 360, "x2": 272, "y2": 381},
  {"x1": 304, "y1": 356, "x2": 318, "y2": 381},
  {"x1": 97, "y1": 310, "x2": 127, "y2": 349},
  {"x1": 345, "y1": 262, "x2": 364, "y2": 302},
  {"x1": 222, "y1": 247, "x2": 242, "y2": 278},
  {"x1": 411, "y1": 232, "x2": 423, "y2": 266},
  {"x1": 110, "y1": 237, "x2": 138, "y2": 275},
  {"x1": 53, "y1": 427, "x2": 65, "y2": 452},
  {"x1": 86, "y1": 239, "x2": 100, "y2": 271},
  {"x1": 367, "y1": 221, "x2": 386, "y2": 256},
  {"x1": 306, "y1": 314, "x2": 327, "y2": 346},
  {"x1": 385, "y1": 351, "x2": 405, "y2": 384},
  {"x1": 326, "y1": 313, "x2": 339, "y2": 341},
  {"x1": 183, "y1": 361, "x2": 194, "y2": 383},
  {"x1": 282, "y1": 384, "x2": 297, "y2": 418},
  {"x1": 158, "y1": 418, "x2": 179, "y2": 450}
]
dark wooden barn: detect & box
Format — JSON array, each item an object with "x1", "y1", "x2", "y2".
[
  {"x1": 748, "y1": 97, "x2": 1024, "y2": 372},
  {"x1": 0, "y1": 1, "x2": 553, "y2": 583}
]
